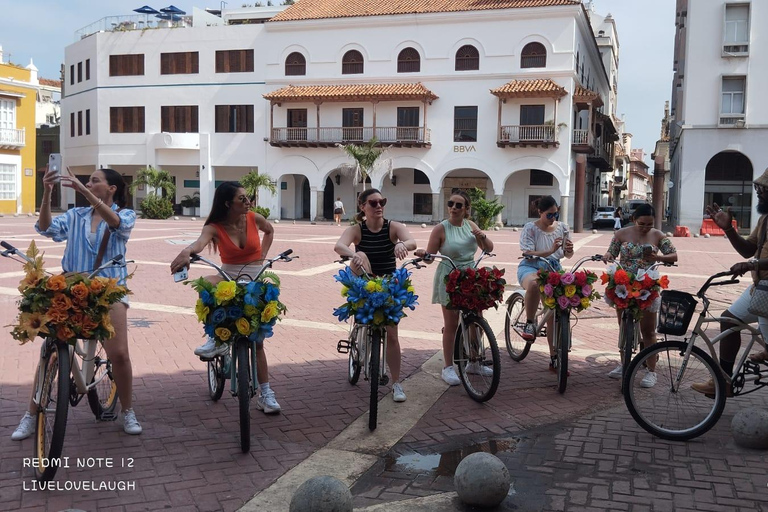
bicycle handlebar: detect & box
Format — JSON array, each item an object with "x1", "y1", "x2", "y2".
[
  {"x1": 420, "y1": 251, "x2": 495, "y2": 270},
  {"x1": 335, "y1": 256, "x2": 426, "y2": 278},
  {"x1": 188, "y1": 249, "x2": 297, "y2": 282},
  {"x1": 520, "y1": 253, "x2": 604, "y2": 273},
  {"x1": 1, "y1": 240, "x2": 130, "y2": 278}
]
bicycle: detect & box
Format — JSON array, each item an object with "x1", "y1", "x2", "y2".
[
  {"x1": 623, "y1": 269, "x2": 768, "y2": 441},
  {"x1": 335, "y1": 257, "x2": 424, "y2": 430},
  {"x1": 504, "y1": 254, "x2": 604, "y2": 394},
  {"x1": 1, "y1": 241, "x2": 130, "y2": 482},
  {"x1": 421, "y1": 251, "x2": 501, "y2": 402},
  {"x1": 186, "y1": 250, "x2": 297, "y2": 452}
]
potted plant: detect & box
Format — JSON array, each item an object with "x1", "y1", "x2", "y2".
[{"x1": 180, "y1": 192, "x2": 200, "y2": 216}]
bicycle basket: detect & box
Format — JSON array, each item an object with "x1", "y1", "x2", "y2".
[{"x1": 657, "y1": 290, "x2": 698, "y2": 336}]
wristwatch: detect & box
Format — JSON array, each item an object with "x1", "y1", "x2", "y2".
[{"x1": 748, "y1": 257, "x2": 759, "y2": 271}]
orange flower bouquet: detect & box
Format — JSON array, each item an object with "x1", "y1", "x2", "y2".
[{"x1": 9, "y1": 241, "x2": 131, "y2": 344}]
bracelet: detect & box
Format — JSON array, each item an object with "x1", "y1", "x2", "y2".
[{"x1": 91, "y1": 199, "x2": 104, "y2": 210}]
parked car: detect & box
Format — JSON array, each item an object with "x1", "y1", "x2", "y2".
[
  {"x1": 624, "y1": 200, "x2": 649, "y2": 223},
  {"x1": 593, "y1": 206, "x2": 617, "y2": 228}
]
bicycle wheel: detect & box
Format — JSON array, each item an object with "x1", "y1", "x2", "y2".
[
  {"x1": 208, "y1": 355, "x2": 226, "y2": 402},
  {"x1": 34, "y1": 341, "x2": 71, "y2": 482},
  {"x1": 236, "y1": 339, "x2": 251, "y2": 452},
  {"x1": 348, "y1": 326, "x2": 362, "y2": 385},
  {"x1": 620, "y1": 313, "x2": 635, "y2": 394},
  {"x1": 624, "y1": 341, "x2": 726, "y2": 441},
  {"x1": 504, "y1": 293, "x2": 531, "y2": 362},
  {"x1": 368, "y1": 329, "x2": 381, "y2": 431},
  {"x1": 87, "y1": 352, "x2": 118, "y2": 421},
  {"x1": 455, "y1": 315, "x2": 501, "y2": 402},
  {"x1": 555, "y1": 311, "x2": 569, "y2": 394}
]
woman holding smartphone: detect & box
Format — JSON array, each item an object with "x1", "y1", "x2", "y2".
[{"x1": 517, "y1": 196, "x2": 574, "y2": 372}]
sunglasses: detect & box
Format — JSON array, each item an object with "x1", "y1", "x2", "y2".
[
  {"x1": 365, "y1": 198, "x2": 387, "y2": 208},
  {"x1": 447, "y1": 200, "x2": 464, "y2": 209},
  {"x1": 545, "y1": 212, "x2": 560, "y2": 220}
]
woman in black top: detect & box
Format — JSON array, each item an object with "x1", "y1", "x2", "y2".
[{"x1": 335, "y1": 188, "x2": 417, "y2": 402}]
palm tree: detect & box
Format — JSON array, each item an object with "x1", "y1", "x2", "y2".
[
  {"x1": 129, "y1": 166, "x2": 176, "y2": 198},
  {"x1": 240, "y1": 169, "x2": 277, "y2": 206},
  {"x1": 337, "y1": 137, "x2": 390, "y2": 195}
]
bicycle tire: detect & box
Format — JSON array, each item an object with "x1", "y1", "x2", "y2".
[
  {"x1": 624, "y1": 341, "x2": 726, "y2": 441},
  {"x1": 236, "y1": 339, "x2": 251, "y2": 452},
  {"x1": 455, "y1": 315, "x2": 501, "y2": 402},
  {"x1": 504, "y1": 293, "x2": 531, "y2": 362},
  {"x1": 620, "y1": 313, "x2": 635, "y2": 394},
  {"x1": 556, "y1": 311, "x2": 569, "y2": 394},
  {"x1": 34, "y1": 341, "x2": 71, "y2": 482},
  {"x1": 348, "y1": 326, "x2": 361, "y2": 385},
  {"x1": 87, "y1": 352, "x2": 118, "y2": 421},
  {"x1": 368, "y1": 329, "x2": 381, "y2": 431},
  {"x1": 208, "y1": 356, "x2": 226, "y2": 402}
]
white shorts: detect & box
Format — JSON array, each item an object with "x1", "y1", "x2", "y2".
[{"x1": 725, "y1": 285, "x2": 768, "y2": 343}]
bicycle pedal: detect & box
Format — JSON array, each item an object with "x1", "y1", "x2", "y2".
[
  {"x1": 379, "y1": 375, "x2": 390, "y2": 386},
  {"x1": 199, "y1": 355, "x2": 216, "y2": 362},
  {"x1": 336, "y1": 340, "x2": 351, "y2": 354},
  {"x1": 99, "y1": 411, "x2": 118, "y2": 422}
]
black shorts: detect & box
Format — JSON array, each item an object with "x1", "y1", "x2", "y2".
[{"x1": 334, "y1": 208, "x2": 343, "y2": 214}]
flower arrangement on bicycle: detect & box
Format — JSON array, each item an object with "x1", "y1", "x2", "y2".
[
  {"x1": 536, "y1": 268, "x2": 601, "y2": 312},
  {"x1": 601, "y1": 264, "x2": 670, "y2": 319},
  {"x1": 333, "y1": 267, "x2": 418, "y2": 327},
  {"x1": 10, "y1": 241, "x2": 131, "y2": 344},
  {"x1": 445, "y1": 266, "x2": 506, "y2": 313},
  {"x1": 188, "y1": 273, "x2": 286, "y2": 345}
]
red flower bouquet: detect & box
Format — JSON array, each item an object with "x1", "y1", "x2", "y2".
[{"x1": 446, "y1": 266, "x2": 506, "y2": 313}]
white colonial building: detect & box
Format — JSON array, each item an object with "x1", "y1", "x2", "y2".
[
  {"x1": 669, "y1": 0, "x2": 768, "y2": 234},
  {"x1": 61, "y1": 0, "x2": 619, "y2": 228}
]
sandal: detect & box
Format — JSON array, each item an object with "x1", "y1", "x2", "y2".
[{"x1": 748, "y1": 350, "x2": 768, "y2": 363}]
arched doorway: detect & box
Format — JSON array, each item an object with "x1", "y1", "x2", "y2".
[
  {"x1": 705, "y1": 151, "x2": 752, "y2": 232},
  {"x1": 277, "y1": 174, "x2": 311, "y2": 219},
  {"x1": 323, "y1": 177, "x2": 335, "y2": 220},
  {"x1": 441, "y1": 169, "x2": 493, "y2": 220},
  {"x1": 379, "y1": 168, "x2": 432, "y2": 222},
  {"x1": 502, "y1": 169, "x2": 560, "y2": 226}
]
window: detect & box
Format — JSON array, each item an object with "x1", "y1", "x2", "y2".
[
  {"x1": 287, "y1": 109, "x2": 307, "y2": 141},
  {"x1": 109, "y1": 54, "x2": 144, "y2": 76},
  {"x1": 455, "y1": 45, "x2": 479, "y2": 71},
  {"x1": 85, "y1": 59, "x2": 90, "y2": 80},
  {"x1": 161, "y1": 106, "x2": 199, "y2": 133},
  {"x1": 42, "y1": 140, "x2": 53, "y2": 156},
  {"x1": 70, "y1": 64, "x2": 74, "y2": 85},
  {"x1": 77, "y1": 111, "x2": 82, "y2": 136},
  {"x1": 721, "y1": 76, "x2": 745, "y2": 123},
  {"x1": 285, "y1": 52, "x2": 306, "y2": 76},
  {"x1": 70, "y1": 112, "x2": 75, "y2": 137},
  {"x1": 77, "y1": 62, "x2": 82, "y2": 83},
  {"x1": 520, "y1": 105, "x2": 545, "y2": 125},
  {"x1": 528, "y1": 195, "x2": 544, "y2": 218},
  {"x1": 521, "y1": 42, "x2": 547, "y2": 68},
  {"x1": 413, "y1": 193, "x2": 432, "y2": 215},
  {"x1": 0, "y1": 164, "x2": 16, "y2": 200},
  {"x1": 342, "y1": 50, "x2": 364, "y2": 74},
  {"x1": 397, "y1": 48, "x2": 420, "y2": 73},
  {"x1": 724, "y1": 4, "x2": 749, "y2": 53},
  {"x1": 161, "y1": 52, "x2": 199, "y2": 75},
  {"x1": 110, "y1": 107, "x2": 145, "y2": 133},
  {"x1": 454, "y1": 106, "x2": 478, "y2": 142},
  {"x1": 530, "y1": 170, "x2": 553, "y2": 187},
  {"x1": 215, "y1": 105, "x2": 254, "y2": 133},
  {"x1": 85, "y1": 110, "x2": 91, "y2": 135},
  {"x1": 0, "y1": 99, "x2": 15, "y2": 131},
  {"x1": 397, "y1": 107, "x2": 420, "y2": 140},
  {"x1": 215, "y1": 50, "x2": 254, "y2": 73},
  {"x1": 413, "y1": 169, "x2": 430, "y2": 185},
  {"x1": 342, "y1": 108, "x2": 364, "y2": 141}
]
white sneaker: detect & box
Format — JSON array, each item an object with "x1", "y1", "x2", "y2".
[
  {"x1": 607, "y1": 365, "x2": 623, "y2": 379},
  {"x1": 441, "y1": 366, "x2": 461, "y2": 386},
  {"x1": 123, "y1": 409, "x2": 142, "y2": 435},
  {"x1": 194, "y1": 337, "x2": 229, "y2": 358},
  {"x1": 11, "y1": 412, "x2": 35, "y2": 441},
  {"x1": 392, "y1": 383, "x2": 406, "y2": 402},
  {"x1": 640, "y1": 371, "x2": 657, "y2": 388},
  {"x1": 466, "y1": 362, "x2": 494, "y2": 377},
  {"x1": 256, "y1": 389, "x2": 281, "y2": 414}
]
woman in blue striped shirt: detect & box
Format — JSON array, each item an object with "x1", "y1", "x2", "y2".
[{"x1": 11, "y1": 167, "x2": 142, "y2": 440}]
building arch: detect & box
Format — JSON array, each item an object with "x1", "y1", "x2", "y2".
[{"x1": 704, "y1": 150, "x2": 753, "y2": 231}]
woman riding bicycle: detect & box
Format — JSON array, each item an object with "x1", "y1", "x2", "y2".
[
  {"x1": 170, "y1": 181, "x2": 282, "y2": 414},
  {"x1": 334, "y1": 188, "x2": 416, "y2": 402},
  {"x1": 602, "y1": 203, "x2": 677, "y2": 387},
  {"x1": 414, "y1": 190, "x2": 495, "y2": 386},
  {"x1": 12, "y1": 167, "x2": 142, "y2": 440},
  {"x1": 518, "y1": 195, "x2": 574, "y2": 372}
]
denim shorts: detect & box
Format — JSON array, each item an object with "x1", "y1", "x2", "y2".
[
  {"x1": 727, "y1": 285, "x2": 768, "y2": 343},
  {"x1": 517, "y1": 258, "x2": 562, "y2": 285}
]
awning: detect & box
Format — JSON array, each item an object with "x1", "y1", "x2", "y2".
[
  {"x1": 573, "y1": 84, "x2": 603, "y2": 107},
  {"x1": 263, "y1": 83, "x2": 438, "y2": 103},
  {"x1": 490, "y1": 78, "x2": 567, "y2": 99}
]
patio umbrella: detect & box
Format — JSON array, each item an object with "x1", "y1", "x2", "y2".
[
  {"x1": 160, "y1": 5, "x2": 186, "y2": 15},
  {"x1": 133, "y1": 6, "x2": 160, "y2": 25}
]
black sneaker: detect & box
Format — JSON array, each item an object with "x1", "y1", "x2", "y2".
[{"x1": 520, "y1": 321, "x2": 536, "y2": 342}]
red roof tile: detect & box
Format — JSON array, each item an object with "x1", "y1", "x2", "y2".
[
  {"x1": 264, "y1": 83, "x2": 438, "y2": 102},
  {"x1": 490, "y1": 78, "x2": 567, "y2": 98},
  {"x1": 39, "y1": 78, "x2": 62, "y2": 88}
]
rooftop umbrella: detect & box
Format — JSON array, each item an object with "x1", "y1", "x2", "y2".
[{"x1": 133, "y1": 6, "x2": 160, "y2": 25}]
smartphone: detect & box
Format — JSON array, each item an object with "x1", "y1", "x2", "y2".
[
  {"x1": 173, "y1": 268, "x2": 188, "y2": 282},
  {"x1": 48, "y1": 153, "x2": 62, "y2": 175}
]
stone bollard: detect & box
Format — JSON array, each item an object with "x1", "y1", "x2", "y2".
[
  {"x1": 592, "y1": 229, "x2": 598, "y2": 234},
  {"x1": 493, "y1": 226, "x2": 500, "y2": 231},
  {"x1": 666, "y1": 232, "x2": 673, "y2": 237},
  {"x1": 289, "y1": 476, "x2": 353, "y2": 512},
  {"x1": 732, "y1": 409, "x2": 768, "y2": 449},
  {"x1": 173, "y1": 216, "x2": 179, "y2": 220},
  {"x1": 693, "y1": 233, "x2": 700, "y2": 238},
  {"x1": 704, "y1": 233, "x2": 710, "y2": 238},
  {"x1": 274, "y1": 219, "x2": 280, "y2": 223},
  {"x1": 512, "y1": 227, "x2": 519, "y2": 232},
  {"x1": 454, "y1": 452, "x2": 510, "y2": 508},
  {"x1": 421, "y1": 223, "x2": 427, "y2": 228},
  {"x1": 191, "y1": 217, "x2": 196, "y2": 221}
]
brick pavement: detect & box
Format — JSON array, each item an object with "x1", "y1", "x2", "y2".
[{"x1": 0, "y1": 217, "x2": 765, "y2": 511}]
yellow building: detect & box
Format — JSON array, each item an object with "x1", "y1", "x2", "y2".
[{"x1": 0, "y1": 58, "x2": 38, "y2": 214}]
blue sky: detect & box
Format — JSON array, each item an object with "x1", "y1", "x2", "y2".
[{"x1": 1, "y1": 0, "x2": 674, "y2": 162}]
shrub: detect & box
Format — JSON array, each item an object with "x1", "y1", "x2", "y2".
[
  {"x1": 252, "y1": 206, "x2": 270, "y2": 218},
  {"x1": 467, "y1": 188, "x2": 504, "y2": 230},
  {"x1": 139, "y1": 195, "x2": 174, "y2": 219}
]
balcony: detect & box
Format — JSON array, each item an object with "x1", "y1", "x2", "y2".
[
  {"x1": 572, "y1": 129, "x2": 592, "y2": 153},
  {"x1": 589, "y1": 140, "x2": 613, "y2": 170},
  {"x1": 270, "y1": 126, "x2": 431, "y2": 148},
  {"x1": 497, "y1": 124, "x2": 558, "y2": 148},
  {"x1": 0, "y1": 128, "x2": 25, "y2": 149}
]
